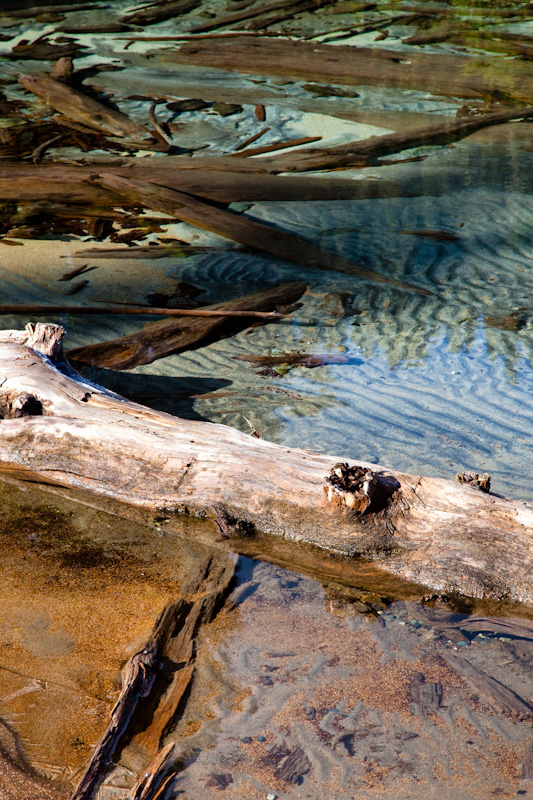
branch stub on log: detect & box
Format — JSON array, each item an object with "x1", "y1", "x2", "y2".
[
  {"x1": 456, "y1": 471, "x2": 491, "y2": 493},
  {"x1": 324, "y1": 462, "x2": 395, "y2": 515}
]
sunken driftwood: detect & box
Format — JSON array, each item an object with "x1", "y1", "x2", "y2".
[
  {"x1": 71, "y1": 551, "x2": 235, "y2": 800},
  {"x1": 95, "y1": 174, "x2": 428, "y2": 294},
  {"x1": 65, "y1": 280, "x2": 307, "y2": 369},
  {"x1": 172, "y1": 35, "x2": 533, "y2": 101},
  {"x1": 1, "y1": 323, "x2": 533, "y2": 606},
  {"x1": 0, "y1": 162, "x2": 425, "y2": 204}
]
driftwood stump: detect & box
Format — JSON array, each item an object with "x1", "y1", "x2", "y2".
[{"x1": 0, "y1": 323, "x2": 532, "y2": 604}]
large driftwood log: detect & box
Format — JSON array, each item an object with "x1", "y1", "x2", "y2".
[
  {"x1": 0, "y1": 162, "x2": 389, "y2": 204},
  {"x1": 0, "y1": 323, "x2": 532, "y2": 605},
  {"x1": 171, "y1": 35, "x2": 533, "y2": 100}
]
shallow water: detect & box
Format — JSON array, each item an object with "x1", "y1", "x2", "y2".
[{"x1": 1, "y1": 0, "x2": 533, "y2": 797}]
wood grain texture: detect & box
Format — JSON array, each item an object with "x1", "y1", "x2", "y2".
[
  {"x1": 0, "y1": 324, "x2": 532, "y2": 605},
  {"x1": 171, "y1": 35, "x2": 533, "y2": 100},
  {"x1": 18, "y1": 75, "x2": 151, "y2": 140},
  {"x1": 95, "y1": 174, "x2": 429, "y2": 293}
]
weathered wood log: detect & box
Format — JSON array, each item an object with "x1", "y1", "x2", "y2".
[
  {"x1": 95, "y1": 174, "x2": 429, "y2": 294},
  {"x1": 70, "y1": 646, "x2": 160, "y2": 800},
  {"x1": 0, "y1": 162, "x2": 423, "y2": 204},
  {"x1": 170, "y1": 35, "x2": 533, "y2": 100},
  {"x1": 0, "y1": 323, "x2": 532, "y2": 606},
  {"x1": 65, "y1": 281, "x2": 307, "y2": 369},
  {"x1": 71, "y1": 551, "x2": 235, "y2": 800},
  {"x1": 18, "y1": 75, "x2": 151, "y2": 141}
]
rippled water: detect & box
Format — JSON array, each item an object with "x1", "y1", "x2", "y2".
[{"x1": 1, "y1": 0, "x2": 533, "y2": 797}]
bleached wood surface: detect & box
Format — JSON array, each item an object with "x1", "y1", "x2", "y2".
[{"x1": 0, "y1": 323, "x2": 532, "y2": 604}]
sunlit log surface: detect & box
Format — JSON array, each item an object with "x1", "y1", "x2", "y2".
[{"x1": 0, "y1": 323, "x2": 532, "y2": 605}]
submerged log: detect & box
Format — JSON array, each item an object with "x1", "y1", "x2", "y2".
[
  {"x1": 0, "y1": 323, "x2": 532, "y2": 606},
  {"x1": 0, "y1": 162, "x2": 424, "y2": 204},
  {"x1": 65, "y1": 281, "x2": 307, "y2": 369},
  {"x1": 95, "y1": 174, "x2": 429, "y2": 294},
  {"x1": 171, "y1": 35, "x2": 533, "y2": 101},
  {"x1": 18, "y1": 75, "x2": 151, "y2": 141},
  {"x1": 71, "y1": 551, "x2": 235, "y2": 800}
]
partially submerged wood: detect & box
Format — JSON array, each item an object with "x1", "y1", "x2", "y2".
[
  {"x1": 442, "y1": 652, "x2": 533, "y2": 720},
  {"x1": 170, "y1": 35, "x2": 533, "y2": 101},
  {"x1": 96, "y1": 173, "x2": 429, "y2": 294},
  {"x1": 0, "y1": 304, "x2": 283, "y2": 320},
  {"x1": 18, "y1": 75, "x2": 151, "y2": 141},
  {"x1": 71, "y1": 551, "x2": 235, "y2": 800},
  {"x1": 71, "y1": 647, "x2": 161, "y2": 800},
  {"x1": 257, "y1": 105, "x2": 533, "y2": 172},
  {"x1": 229, "y1": 134, "x2": 322, "y2": 158},
  {"x1": 65, "y1": 281, "x2": 307, "y2": 369},
  {"x1": 0, "y1": 162, "x2": 424, "y2": 204},
  {"x1": 1, "y1": 323, "x2": 532, "y2": 605},
  {"x1": 126, "y1": 743, "x2": 176, "y2": 800}
]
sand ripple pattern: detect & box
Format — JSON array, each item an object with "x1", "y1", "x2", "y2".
[{"x1": 1, "y1": 141, "x2": 532, "y2": 500}]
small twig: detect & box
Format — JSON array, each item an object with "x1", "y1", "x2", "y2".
[
  {"x1": 32, "y1": 134, "x2": 65, "y2": 164},
  {"x1": 117, "y1": 31, "x2": 281, "y2": 42},
  {"x1": 233, "y1": 126, "x2": 271, "y2": 152},
  {"x1": 230, "y1": 135, "x2": 322, "y2": 157},
  {"x1": 63, "y1": 280, "x2": 89, "y2": 296},
  {"x1": 58, "y1": 264, "x2": 94, "y2": 281},
  {"x1": 148, "y1": 102, "x2": 173, "y2": 147},
  {"x1": 242, "y1": 415, "x2": 261, "y2": 438},
  {"x1": 0, "y1": 304, "x2": 285, "y2": 319}
]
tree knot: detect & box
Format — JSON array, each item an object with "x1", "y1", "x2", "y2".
[
  {"x1": 324, "y1": 463, "x2": 378, "y2": 514},
  {"x1": 456, "y1": 471, "x2": 491, "y2": 493}
]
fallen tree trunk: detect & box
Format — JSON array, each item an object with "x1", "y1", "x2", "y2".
[
  {"x1": 170, "y1": 35, "x2": 533, "y2": 101},
  {"x1": 1, "y1": 323, "x2": 532, "y2": 605},
  {"x1": 0, "y1": 162, "x2": 422, "y2": 204},
  {"x1": 95, "y1": 174, "x2": 428, "y2": 294}
]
